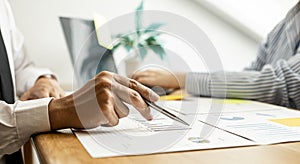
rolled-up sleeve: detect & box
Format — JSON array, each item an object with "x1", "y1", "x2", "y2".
[{"x1": 0, "y1": 97, "x2": 52, "y2": 156}]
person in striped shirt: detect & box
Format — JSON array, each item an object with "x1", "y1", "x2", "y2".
[{"x1": 133, "y1": 2, "x2": 300, "y2": 110}]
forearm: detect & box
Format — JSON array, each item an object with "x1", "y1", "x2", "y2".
[
  {"x1": 186, "y1": 70, "x2": 281, "y2": 101},
  {"x1": 185, "y1": 72, "x2": 211, "y2": 96},
  {"x1": 48, "y1": 95, "x2": 80, "y2": 130},
  {"x1": 185, "y1": 56, "x2": 300, "y2": 109}
]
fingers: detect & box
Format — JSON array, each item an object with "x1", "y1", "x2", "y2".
[
  {"x1": 114, "y1": 74, "x2": 159, "y2": 102},
  {"x1": 113, "y1": 76, "x2": 159, "y2": 120},
  {"x1": 50, "y1": 87, "x2": 65, "y2": 98},
  {"x1": 49, "y1": 89, "x2": 60, "y2": 99},
  {"x1": 112, "y1": 82, "x2": 152, "y2": 120},
  {"x1": 20, "y1": 89, "x2": 49, "y2": 100},
  {"x1": 21, "y1": 88, "x2": 63, "y2": 101},
  {"x1": 96, "y1": 89, "x2": 129, "y2": 126},
  {"x1": 113, "y1": 95, "x2": 129, "y2": 118},
  {"x1": 97, "y1": 89, "x2": 119, "y2": 126},
  {"x1": 20, "y1": 92, "x2": 30, "y2": 101},
  {"x1": 131, "y1": 70, "x2": 155, "y2": 80},
  {"x1": 86, "y1": 71, "x2": 159, "y2": 126},
  {"x1": 131, "y1": 70, "x2": 147, "y2": 79},
  {"x1": 49, "y1": 88, "x2": 65, "y2": 99},
  {"x1": 132, "y1": 69, "x2": 165, "y2": 87},
  {"x1": 134, "y1": 76, "x2": 156, "y2": 87},
  {"x1": 128, "y1": 79, "x2": 159, "y2": 101}
]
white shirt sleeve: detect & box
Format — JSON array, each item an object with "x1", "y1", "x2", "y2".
[
  {"x1": 0, "y1": 0, "x2": 56, "y2": 157},
  {"x1": 3, "y1": 0, "x2": 53, "y2": 96},
  {"x1": 0, "y1": 98, "x2": 52, "y2": 156}
]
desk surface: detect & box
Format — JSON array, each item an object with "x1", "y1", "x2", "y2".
[{"x1": 30, "y1": 131, "x2": 300, "y2": 164}]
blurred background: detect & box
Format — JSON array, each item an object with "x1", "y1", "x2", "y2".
[{"x1": 10, "y1": 0, "x2": 298, "y2": 88}]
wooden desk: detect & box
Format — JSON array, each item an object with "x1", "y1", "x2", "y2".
[{"x1": 26, "y1": 131, "x2": 300, "y2": 164}]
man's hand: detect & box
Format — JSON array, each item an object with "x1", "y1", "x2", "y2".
[
  {"x1": 132, "y1": 69, "x2": 186, "y2": 89},
  {"x1": 20, "y1": 76, "x2": 65, "y2": 100},
  {"x1": 48, "y1": 71, "x2": 160, "y2": 130}
]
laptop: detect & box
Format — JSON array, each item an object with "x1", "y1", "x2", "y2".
[
  {"x1": 60, "y1": 16, "x2": 171, "y2": 95},
  {"x1": 59, "y1": 16, "x2": 117, "y2": 88}
]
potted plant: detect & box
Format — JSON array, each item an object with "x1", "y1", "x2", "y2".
[{"x1": 112, "y1": 0, "x2": 166, "y2": 76}]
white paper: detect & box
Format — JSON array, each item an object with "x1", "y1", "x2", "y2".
[
  {"x1": 199, "y1": 108, "x2": 300, "y2": 144},
  {"x1": 75, "y1": 116, "x2": 254, "y2": 158},
  {"x1": 75, "y1": 98, "x2": 300, "y2": 158}
]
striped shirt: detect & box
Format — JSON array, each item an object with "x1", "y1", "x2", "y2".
[{"x1": 186, "y1": 2, "x2": 300, "y2": 110}]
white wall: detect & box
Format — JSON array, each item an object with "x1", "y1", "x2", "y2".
[
  {"x1": 9, "y1": 0, "x2": 259, "y2": 86},
  {"x1": 194, "y1": 0, "x2": 298, "y2": 42}
]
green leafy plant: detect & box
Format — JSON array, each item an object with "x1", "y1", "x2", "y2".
[{"x1": 112, "y1": 0, "x2": 166, "y2": 60}]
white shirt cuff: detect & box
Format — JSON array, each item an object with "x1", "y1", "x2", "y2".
[{"x1": 15, "y1": 98, "x2": 52, "y2": 139}]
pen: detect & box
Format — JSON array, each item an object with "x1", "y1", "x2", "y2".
[{"x1": 144, "y1": 99, "x2": 189, "y2": 126}]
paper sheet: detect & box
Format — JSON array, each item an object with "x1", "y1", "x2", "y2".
[
  {"x1": 75, "y1": 116, "x2": 254, "y2": 158},
  {"x1": 199, "y1": 108, "x2": 300, "y2": 144},
  {"x1": 75, "y1": 98, "x2": 300, "y2": 158}
]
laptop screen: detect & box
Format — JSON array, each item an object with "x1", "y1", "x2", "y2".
[{"x1": 59, "y1": 16, "x2": 117, "y2": 88}]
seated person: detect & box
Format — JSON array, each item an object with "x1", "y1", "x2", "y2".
[
  {"x1": 0, "y1": 0, "x2": 158, "y2": 163},
  {"x1": 133, "y1": 1, "x2": 300, "y2": 110}
]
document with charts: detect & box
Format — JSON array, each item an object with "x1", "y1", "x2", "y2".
[
  {"x1": 74, "y1": 106, "x2": 254, "y2": 158},
  {"x1": 198, "y1": 108, "x2": 300, "y2": 144},
  {"x1": 75, "y1": 98, "x2": 300, "y2": 158}
]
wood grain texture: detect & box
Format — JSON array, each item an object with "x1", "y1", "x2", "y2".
[{"x1": 30, "y1": 131, "x2": 300, "y2": 164}]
